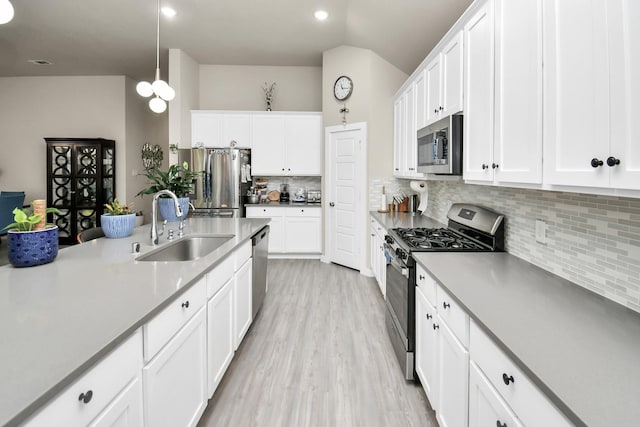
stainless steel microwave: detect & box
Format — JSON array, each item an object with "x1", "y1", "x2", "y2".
[{"x1": 417, "y1": 115, "x2": 463, "y2": 175}]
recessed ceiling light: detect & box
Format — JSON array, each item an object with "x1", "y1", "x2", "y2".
[
  {"x1": 28, "y1": 59, "x2": 53, "y2": 66},
  {"x1": 161, "y1": 7, "x2": 176, "y2": 17},
  {"x1": 314, "y1": 10, "x2": 328, "y2": 21}
]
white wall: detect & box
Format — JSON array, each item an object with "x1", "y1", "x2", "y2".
[
  {"x1": 199, "y1": 65, "x2": 322, "y2": 111},
  {"x1": 169, "y1": 49, "x2": 200, "y2": 149}
]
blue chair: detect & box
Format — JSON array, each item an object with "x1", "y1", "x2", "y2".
[{"x1": 0, "y1": 192, "x2": 26, "y2": 240}]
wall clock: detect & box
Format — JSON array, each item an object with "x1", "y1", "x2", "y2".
[{"x1": 333, "y1": 75, "x2": 353, "y2": 101}]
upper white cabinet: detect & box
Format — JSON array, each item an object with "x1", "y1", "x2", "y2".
[
  {"x1": 191, "y1": 111, "x2": 251, "y2": 148},
  {"x1": 464, "y1": 0, "x2": 543, "y2": 185},
  {"x1": 426, "y1": 31, "x2": 464, "y2": 126},
  {"x1": 191, "y1": 111, "x2": 323, "y2": 176},
  {"x1": 544, "y1": 0, "x2": 640, "y2": 191},
  {"x1": 393, "y1": 98, "x2": 404, "y2": 175}
]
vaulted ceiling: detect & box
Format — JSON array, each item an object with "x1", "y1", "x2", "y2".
[{"x1": 0, "y1": 0, "x2": 472, "y2": 80}]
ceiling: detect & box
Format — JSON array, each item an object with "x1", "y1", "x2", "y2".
[{"x1": 0, "y1": 0, "x2": 472, "y2": 80}]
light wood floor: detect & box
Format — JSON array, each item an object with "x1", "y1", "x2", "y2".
[{"x1": 198, "y1": 259, "x2": 436, "y2": 427}]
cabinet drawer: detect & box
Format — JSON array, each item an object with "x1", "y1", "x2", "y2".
[
  {"x1": 23, "y1": 330, "x2": 142, "y2": 427},
  {"x1": 143, "y1": 278, "x2": 206, "y2": 361},
  {"x1": 286, "y1": 207, "x2": 321, "y2": 217},
  {"x1": 469, "y1": 361, "x2": 523, "y2": 427},
  {"x1": 245, "y1": 206, "x2": 285, "y2": 217},
  {"x1": 416, "y1": 264, "x2": 437, "y2": 306},
  {"x1": 234, "y1": 240, "x2": 252, "y2": 270},
  {"x1": 470, "y1": 320, "x2": 572, "y2": 427},
  {"x1": 436, "y1": 284, "x2": 469, "y2": 347},
  {"x1": 206, "y1": 254, "x2": 234, "y2": 298}
]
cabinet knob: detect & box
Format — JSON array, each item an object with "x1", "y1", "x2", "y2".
[
  {"x1": 282, "y1": 168, "x2": 285, "y2": 171},
  {"x1": 443, "y1": 302, "x2": 450, "y2": 309},
  {"x1": 426, "y1": 313, "x2": 432, "y2": 320},
  {"x1": 371, "y1": 233, "x2": 375, "y2": 237},
  {"x1": 395, "y1": 168, "x2": 399, "y2": 171},
  {"x1": 301, "y1": 209, "x2": 304, "y2": 212},
  {"x1": 330, "y1": 202, "x2": 335, "y2": 207},
  {"x1": 439, "y1": 106, "x2": 443, "y2": 111},
  {"x1": 502, "y1": 373, "x2": 515, "y2": 385},
  {"x1": 496, "y1": 421, "x2": 507, "y2": 427},
  {"x1": 419, "y1": 274, "x2": 425, "y2": 280},
  {"x1": 591, "y1": 158, "x2": 604, "y2": 168},
  {"x1": 288, "y1": 168, "x2": 291, "y2": 171},
  {"x1": 481, "y1": 164, "x2": 488, "y2": 170},
  {"x1": 606, "y1": 156, "x2": 620, "y2": 167},
  {"x1": 432, "y1": 323, "x2": 439, "y2": 330},
  {"x1": 492, "y1": 163, "x2": 499, "y2": 169},
  {"x1": 181, "y1": 301, "x2": 190, "y2": 309},
  {"x1": 78, "y1": 390, "x2": 93, "y2": 404}
]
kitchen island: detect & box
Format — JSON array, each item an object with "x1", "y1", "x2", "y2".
[
  {"x1": 413, "y1": 251, "x2": 640, "y2": 427},
  {"x1": 0, "y1": 217, "x2": 269, "y2": 427}
]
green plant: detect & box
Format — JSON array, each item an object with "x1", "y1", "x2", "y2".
[
  {"x1": 2, "y1": 206, "x2": 61, "y2": 232},
  {"x1": 104, "y1": 199, "x2": 133, "y2": 215},
  {"x1": 136, "y1": 162, "x2": 198, "y2": 198}
]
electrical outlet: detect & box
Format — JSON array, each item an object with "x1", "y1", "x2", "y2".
[{"x1": 535, "y1": 220, "x2": 547, "y2": 244}]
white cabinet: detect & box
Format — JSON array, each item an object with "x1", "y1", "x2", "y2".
[
  {"x1": 369, "y1": 217, "x2": 387, "y2": 297},
  {"x1": 246, "y1": 206, "x2": 321, "y2": 256},
  {"x1": 191, "y1": 111, "x2": 251, "y2": 148},
  {"x1": 543, "y1": 0, "x2": 640, "y2": 191},
  {"x1": 233, "y1": 258, "x2": 253, "y2": 350},
  {"x1": 143, "y1": 308, "x2": 207, "y2": 427},
  {"x1": 464, "y1": 0, "x2": 543, "y2": 185},
  {"x1": 469, "y1": 361, "x2": 522, "y2": 427},
  {"x1": 414, "y1": 267, "x2": 469, "y2": 427},
  {"x1": 425, "y1": 31, "x2": 463, "y2": 126},
  {"x1": 394, "y1": 86, "x2": 421, "y2": 178},
  {"x1": 206, "y1": 277, "x2": 234, "y2": 398},
  {"x1": 393, "y1": 98, "x2": 404, "y2": 175},
  {"x1": 463, "y1": 1, "x2": 495, "y2": 182},
  {"x1": 470, "y1": 320, "x2": 572, "y2": 427},
  {"x1": 251, "y1": 113, "x2": 323, "y2": 176},
  {"x1": 22, "y1": 332, "x2": 143, "y2": 427}
]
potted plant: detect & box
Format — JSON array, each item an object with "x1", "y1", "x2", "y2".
[
  {"x1": 137, "y1": 162, "x2": 197, "y2": 222},
  {"x1": 101, "y1": 199, "x2": 136, "y2": 238},
  {"x1": 2, "y1": 204, "x2": 61, "y2": 268}
]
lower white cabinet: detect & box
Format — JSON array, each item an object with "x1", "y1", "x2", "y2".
[
  {"x1": 143, "y1": 307, "x2": 207, "y2": 427},
  {"x1": 233, "y1": 258, "x2": 253, "y2": 350},
  {"x1": 246, "y1": 206, "x2": 321, "y2": 256},
  {"x1": 206, "y1": 278, "x2": 234, "y2": 398},
  {"x1": 415, "y1": 286, "x2": 438, "y2": 407},
  {"x1": 469, "y1": 361, "x2": 522, "y2": 427},
  {"x1": 22, "y1": 331, "x2": 143, "y2": 427},
  {"x1": 436, "y1": 319, "x2": 469, "y2": 427},
  {"x1": 369, "y1": 217, "x2": 387, "y2": 296}
]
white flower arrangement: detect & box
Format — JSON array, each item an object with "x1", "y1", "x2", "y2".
[{"x1": 263, "y1": 81, "x2": 276, "y2": 110}]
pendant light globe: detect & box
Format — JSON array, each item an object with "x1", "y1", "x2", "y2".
[
  {"x1": 151, "y1": 79, "x2": 170, "y2": 98},
  {"x1": 0, "y1": 0, "x2": 14, "y2": 25},
  {"x1": 136, "y1": 81, "x2": 154, "y2": 98},
  {"x1": 149, "y1": 97, "x2": 167, "y2": 113}
]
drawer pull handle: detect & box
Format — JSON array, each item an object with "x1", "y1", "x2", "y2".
[
  {"x1": 432, "y1": 324, "x2": 439, "y2": 330},
  {"x1": 496, "y1": 421, "x2": 507, "y2": 427},
  {"x1": 78, "y1": 390, "x2": 93, "y2": 404},
  {"x1": 426, "y1": 314, "x2": 432, "y2": 320},
  {"x1": 443, "y1": 302, "x2": 450, "y2": 309},
  {"x1": 181, "y1": 301, "x2": 190, "y2": 309},
  {"x1": 502, "y1": 373, "x2": 515, "y2": 385},
  {"x1": 419, "y1": 275, "x2": 425, "y2": 280}
]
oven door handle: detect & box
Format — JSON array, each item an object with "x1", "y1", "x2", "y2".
[{"x1": 385, "y1": 246, "x2": 409, "y2": 278}]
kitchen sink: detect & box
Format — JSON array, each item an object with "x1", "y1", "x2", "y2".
[{"x1": 136, "y1": 235, "x2": 234, "y2": 262}]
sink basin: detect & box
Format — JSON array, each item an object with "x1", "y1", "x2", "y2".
[{"x1": 137, "y1": 235, "x2": 234, "y2": 262}]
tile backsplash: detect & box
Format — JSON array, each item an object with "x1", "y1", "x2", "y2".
[{"x1": 371, "y1": 178, "x2": 640, "y2": 313}]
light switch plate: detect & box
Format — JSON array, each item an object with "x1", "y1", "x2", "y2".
[{"x1": 535, "y1": 220, "x2": 547, "y2": 244}]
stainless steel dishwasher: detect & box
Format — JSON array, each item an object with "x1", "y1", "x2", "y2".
[{"x1": 252, "y1": 226, "x2": 269, "y2": 319}]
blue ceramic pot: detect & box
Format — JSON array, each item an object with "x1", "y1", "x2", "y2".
[
  {"x1": 8, "y1": 226, "x2": 59, "y2": 268},
  {"x1": 101, "y1": 213, "x2": 136, "y2": 238},
  {"x1": 158, "y1": 197, "x2": 189, "y2": 222}
]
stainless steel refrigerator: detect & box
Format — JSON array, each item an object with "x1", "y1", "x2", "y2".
[{"x1": 178, "y1": 147, "x2": 251, "y2": 217}]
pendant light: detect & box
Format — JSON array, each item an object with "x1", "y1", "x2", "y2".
[
  {"x1": 0, "y1": 0, "x2": 15, "y2": 24},
  {"x1": 137, "y1": 0, "x2": 175, "y2": 113}
]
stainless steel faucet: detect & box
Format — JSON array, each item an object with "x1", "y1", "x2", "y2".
[{"x1": 151, "y1": 190, "x2": 183, "y2": 245}]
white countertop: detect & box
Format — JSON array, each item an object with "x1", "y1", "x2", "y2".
[
  {"x1": 0, "y1": 217, "x2": 269, "y2": 427},
  {"x1": 413, "y1": 252, "x2": 640, "y2": 427}
]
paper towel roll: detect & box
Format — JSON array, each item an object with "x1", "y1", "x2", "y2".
[
  {"x1": 379, "y1": 193, "x2": 387, "y2": 211},
  {"x1": 409, "y1": 181, "x2": 428, "y2": 215}
]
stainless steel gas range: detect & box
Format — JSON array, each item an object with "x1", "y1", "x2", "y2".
[{"x1": 384, "y1": 204, "x2": 505, "y2": 380}]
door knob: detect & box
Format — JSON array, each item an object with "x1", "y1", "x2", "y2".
[
  {"x1": 591, "y1": 158, "x2": 604, "y2": 168},
  {"x1": 330, "y1": 202, "x2": 335, "y2": 207},
  {"x1": 606, "y1": 156, "x2": 620, "y2": 167}
]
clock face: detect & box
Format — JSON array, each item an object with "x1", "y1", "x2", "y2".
[{"x1": 334, "y1": 76, "x2": 353, "y2": 101}]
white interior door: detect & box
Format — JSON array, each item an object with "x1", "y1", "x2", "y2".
[{"x1": 325, "y1": 123, "x2": 367, "y2": 271}]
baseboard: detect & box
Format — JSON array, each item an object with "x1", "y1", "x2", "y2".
[{"x1": 268, "y1": 253, "x2": 322, "y2": 260}]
